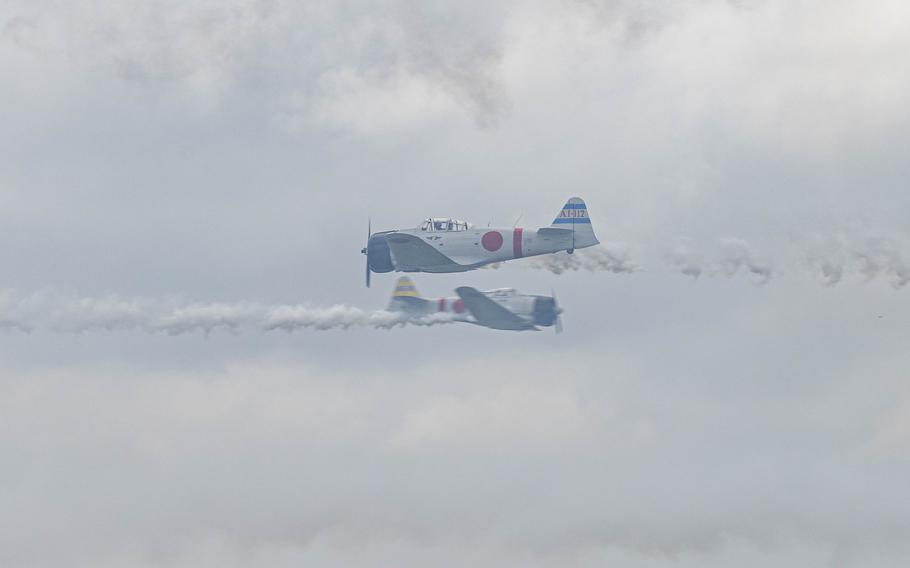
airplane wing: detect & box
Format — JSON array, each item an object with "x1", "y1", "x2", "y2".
[
  {"x1": 385, "y1": 233, "x2": 467, "y2": 273},
  {"x1": 455, "y1": 287, "x2": 536, "y2": 331}
]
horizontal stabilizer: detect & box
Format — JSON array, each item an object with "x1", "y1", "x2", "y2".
[{"x1": 537, "y1": 227, "x2": 573, "y2": 236}]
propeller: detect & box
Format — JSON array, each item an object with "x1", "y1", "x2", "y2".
[
  {"x1": 362, "y1": 218, "x2": 372, "y2": 287},
  {"x1": 552, "y1": 289, "x2": 563, "y2": 334}
]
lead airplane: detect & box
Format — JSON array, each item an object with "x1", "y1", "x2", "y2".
[
  {"x1": 386, "y1": 276, "x2": 564, "y2": 332},
  {"x1": 362, "y1": 197, "x2": 598, "y2": 286}
]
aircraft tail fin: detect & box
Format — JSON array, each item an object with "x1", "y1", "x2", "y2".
[
  {"x1": 550, "y1": 197, "x2": 599, "y2": 249},
  {"x1": 387, "y1": 276, "x2": 430, "y2": 313},
  {"x1": 392, "y1": 276, "x2": 421, "y2": 299}
]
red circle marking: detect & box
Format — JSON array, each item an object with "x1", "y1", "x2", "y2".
[
  {"x1": 453, "y1": 299, "x2": 466, "y2": 313},
  {"x1": 482, "y1": 231, "x2": 503, "y2": 251}
]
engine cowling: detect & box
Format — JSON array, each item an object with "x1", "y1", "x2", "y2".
[
  {"x1": 367, "y1": 235, "x2": 394, "y2": 273},
  {"x1": 532, "y1": 296, "x2": 558, "y2": 327}
]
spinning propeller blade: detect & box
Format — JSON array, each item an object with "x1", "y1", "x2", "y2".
[
  {"x1": 364, "y1": 218, "x2": 372, "y2": 287},
  {"x1": 552, "y1": 289, "x2": 563, "y2": 334}
]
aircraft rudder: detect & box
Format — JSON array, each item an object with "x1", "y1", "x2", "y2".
[
  {"x1": 551, "y1": 197, "x2": 599, "y2": 246},
  {"x1": 551, "y1": 197, "x2": 591, "y2": 226},
  {"x1": 392, "y1": 276, "x2": 421, "y2": 298},
  {"x1": 387, "y1": 276, "x2": 429, "y2": 313}
]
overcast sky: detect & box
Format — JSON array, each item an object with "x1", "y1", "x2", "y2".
[{"x1": 2, "y1": 1, "x2": 910, "y2": 566}]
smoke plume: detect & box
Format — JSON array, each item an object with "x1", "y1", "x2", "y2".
[
  {"x1": 486, "y1": 244, "x2": 640, "y2": 275},
  {"x1": 666, "y1": 237, "x2": 773, "y2": 283},
  {"x1": 0, "y1": 291, "x2": 452, "y2": 334},
  {"x1": 483, "y1": 235, "x2": 910, "y2": 289},
  {"x1": 806, "y1": 236, "x2": 910, "y2": 288},
  {"x1": 664, "y1": 235, "x2": 910, "y2": 287}
]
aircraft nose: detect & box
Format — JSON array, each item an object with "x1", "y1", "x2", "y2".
[
  {"x1": 366, "y1": 236, "x2": 394, "y2": 273},
  {"x1": 532, "y1": 296, "x2": 559, "y2": 327}
]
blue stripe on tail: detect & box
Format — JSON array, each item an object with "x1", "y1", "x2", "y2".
[{"x1": 552, "y1": 217, "x2": 591, "y2": 224}]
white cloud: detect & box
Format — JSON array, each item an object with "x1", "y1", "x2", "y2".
[
  {"x1": 2, "y1": 1, "x2": 910, "y2": 566},
  {"x1": 2, "y1": 339, "x2": 910, "y2": 566},
  {"x1": 388, "y1": 372, "x2": 597, "y2": 450},
  {"x1": 289, "y1": 67, "x2": 461, "y2": 136}
]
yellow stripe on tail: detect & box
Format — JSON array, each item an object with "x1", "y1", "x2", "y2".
[{"x1": 392, "y1": 276, "x2": 421, "y2": 298}]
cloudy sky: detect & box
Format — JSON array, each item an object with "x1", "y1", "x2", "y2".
[{"x1": 2, "y1": 1, "x2": 910, "y2": 566}]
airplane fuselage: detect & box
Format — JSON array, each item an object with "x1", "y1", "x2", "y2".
[
  {"x1": 368, "y1": 225, "x2": 596, "y2": 274},
  {"x1": 389, "y1": 287, "x2": 559, "y2": 330},
  {"x1": 363, "y1": 198, "x2": 598, "y2": 283}
]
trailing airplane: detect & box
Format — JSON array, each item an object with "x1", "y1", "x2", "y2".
[
  {"x1": 386, "y1": 276, "x2": 564, "y2": 332},
  {"x1": 362, "y1": 197, "x2": 598, "y2": 286}
]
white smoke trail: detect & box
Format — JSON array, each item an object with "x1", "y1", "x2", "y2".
[
  {"x1": 485, "y1": 244, "x2": 640, "y2": 275},
  {"x1": 854, "y1": 239, "x2": 910, "y2": 288},
  {"x1": 666, "y1": 237, "x2": 773, "y2": 284},
  {"x1": 715, "y1": 237, "x2": 774, "y2": 283},
  {"x1": 261, "y1": 306, "x2": 455, "y2": 332},
  {"x1": 486, "y1": 233, "x2": 910, "y2": 289},
  {"x1": 806, "y1": 236, "x2": 910, "y2": 288},
  {"x1": 0, "y1": 291, "x2": 453, "y2": 334},
  {"x1": 664, "y1": 239, "x2": 707, "y2": 279},
  {"x1": 664, "y1": 234, "x2": 910, "y2": 287}
]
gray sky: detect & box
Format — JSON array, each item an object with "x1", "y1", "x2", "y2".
[{"x1": 2, "y1": 1, "x2": 910, "y2": 566}]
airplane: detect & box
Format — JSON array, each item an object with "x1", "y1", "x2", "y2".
[
  {"x1": 362, "y1": 197, "x2": 598, "y2": 286},
  {"x1": 386, "y1": 276, "x2": 564, "y2": 332}
]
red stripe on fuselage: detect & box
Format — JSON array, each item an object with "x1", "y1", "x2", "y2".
[{"x1": 513, "y1": 228, "x2": 523, "y2": 258}]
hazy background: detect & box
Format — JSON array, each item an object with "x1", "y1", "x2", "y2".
[{"x1": 2, "y1": 1, "x2": 910, "y2": 566}]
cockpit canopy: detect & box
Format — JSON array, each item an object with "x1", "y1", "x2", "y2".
[{"x1": 419, "y1": 218, "x2": 472, "y2": 232}]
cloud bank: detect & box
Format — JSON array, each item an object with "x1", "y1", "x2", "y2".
[{"x1": 3, "y1": 1, "x2": 910, "y2": 567}]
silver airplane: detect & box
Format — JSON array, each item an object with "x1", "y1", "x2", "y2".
[
  {"x1": 362, "y1": 197, "x2": 598, "y2": 286},
  {"x1": 387, "y1": 276, "x2": 564, "y2": 332}
]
